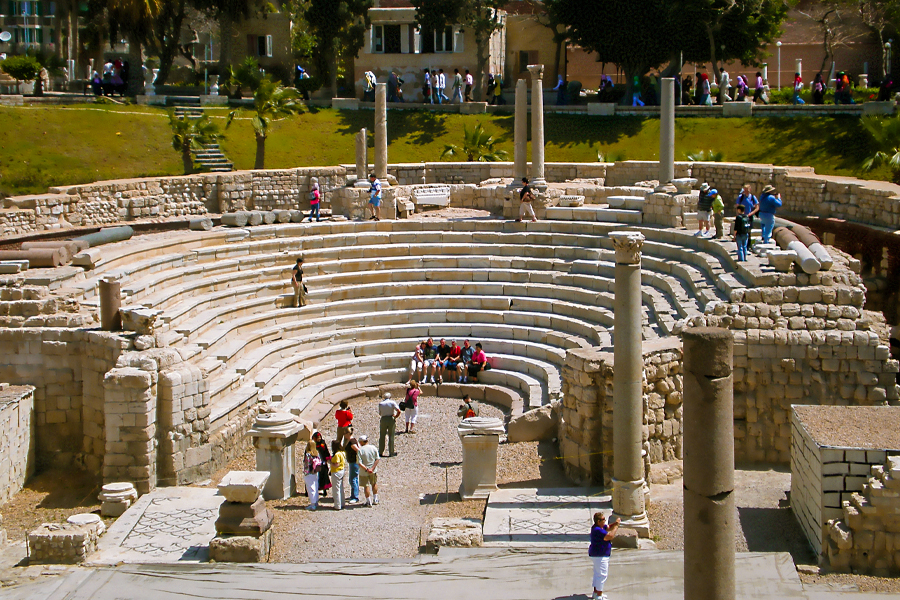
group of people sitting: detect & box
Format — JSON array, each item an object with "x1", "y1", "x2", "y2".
[
  {"x1": 409, "y1": 338, "x2": 490, "y2": 385},
  {"x1": 90, "y1": 58, "x2": 130, "y2": 97}
]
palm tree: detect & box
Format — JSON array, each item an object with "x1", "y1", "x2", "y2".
[
  {"x1": 440, "y1": 124, "x2": 509, "y2": 162},
  {"x1": 862, "y1": 115, "x2": 900, "y2": 183},
  {"x1": 226, "y1": 76, "x2": 303, "y2": 170},
  {"x1": 169, "y1": 112, "x2": 221, "y2": 175}
]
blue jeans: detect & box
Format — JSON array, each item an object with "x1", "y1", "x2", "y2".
[
  {"x1": 759, "y1": 213, "x2": 775, "y2": 244},
  {"x1": 307, "y1": 203, "x2": 319, "y2": 221},
  {"x1": 793, "y1": 93, "x2": 805, "y2": 105},
  {"x1": 736, "y1": 233, "x2": 749, "y2": 261},
  {"x1": 348, "y1": 462, "x2": 359, "y2": 500}
]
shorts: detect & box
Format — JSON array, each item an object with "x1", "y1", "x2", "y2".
[
  {"x1": 405, "y1": 406, "x2": 418, "y2": 424},
  {"x1": 445, "y1": 360, "x2": 459, "y2": 370},
  {"x1": 359, "y1": 469, "x2": 378, "y2": 488},
  {"x1": 423, "y1": 359, "x2": 436, "y2": 367},
  {"x1": 369, "y1": 197, "x2": 382, "y2": 207},
  {"x1": 697, "y1": 210, "x2": 710, "y2": 221}
]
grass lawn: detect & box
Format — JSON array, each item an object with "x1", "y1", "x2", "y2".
[{"x1": 0, "y1": 103, "x2": 892, "y2": 197}]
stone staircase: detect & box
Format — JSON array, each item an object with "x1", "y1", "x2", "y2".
[{"x1": 192, "y1": 143, "x2": 234, "y2": 173}]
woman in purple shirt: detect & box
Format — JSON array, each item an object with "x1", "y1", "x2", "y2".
[{"x1": 588, "y1": 512, "x2": 620, "y2": 600}]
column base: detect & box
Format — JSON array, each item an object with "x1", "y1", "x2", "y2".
[
  {"x1": 611, "y1": 476, "x2": 651, "y2": 538},
  {"x1": 530, "y1": 178, "x2": 548, "y2": 190},
  {"x1": 610, "y1": 511, "x2": 651, "y2": 539}
]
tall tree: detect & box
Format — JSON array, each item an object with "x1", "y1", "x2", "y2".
[
  {"x1": 523, "y1": 0, "x2": 568, "y2": 81},
  {"x1": 144, "y1": 0, "x2": 190, "y2": 85},
  {"x1": 108, "y1": 0, "x2": 162, "y2": 96},
  {"x1": 412, "y1": 0, "x2": 506, "y2": 101},
  {"x1": 191, "y1": 0, "x2": 256, "y2": 71},
  {"x1": 305, "y1": 0, "x2": 372, "y2": 97},
  {"x1": 849, "y1": 0, "x2": 900, "y2": 78},
  {"x1": 226, "y1": 76, "x2": 303, "y2": 169}
]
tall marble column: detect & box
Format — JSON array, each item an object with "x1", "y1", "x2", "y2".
[
  {"x1": 526, "y1": 64, "x2": 547, "y2": 188},
  {"x1": 375, "y1": 83, "x2": 388, "y2": 180},
  {"x1": 514, "y1": 79, "x2": 528, "y2": 182},
  {"x1": 659, "y1": 78, "x2": 675, "y2": 185},
  {"x1": 355, "y1": 128, "x2": 370, "y2": 188},
  {"x1": 609, "y1": 230, "x2": 650, "y2": 537},
  {"x1": 683, "y1": 327, "x2": 735, "y2": 600}
]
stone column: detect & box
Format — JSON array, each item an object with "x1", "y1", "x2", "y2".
[
  {"x1": 375, "y1": 83, "x2": 388, "y2": 181},
  {"x1": 514, "y1": 79, "x2": 528, "y2": 182},
  {"x1": 609, "y1": 230, "x2": 650, "y2": 537},
  {"x1": 355, "y1": 128, "x2": 370, "y2": 188},
  {"x1": 526, "y1": 65, "x2": 547, "y2": 188},
  {"x1": 659, "y1": 77, "x2": 675, "y2": 185},
  {"x1": 683, "y1": 327, "x2": 735, "y2": 600},
  {"x1": 248, "y1": 412, "x2": 305, "y2": 500},
  {"x1": 99, "y1": 278, "x2": 121, "y2": 331},
  {"x1": 457, "y1": 417, "x2": 505, "y2": 500}
]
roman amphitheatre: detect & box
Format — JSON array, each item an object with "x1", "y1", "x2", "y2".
[{"x1": 0, "y1": 80, "x2": 900, "y2": 600}]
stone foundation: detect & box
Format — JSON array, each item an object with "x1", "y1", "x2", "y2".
[{"x1": 27, "y1": 521, "x2": 102, "y2": 564}]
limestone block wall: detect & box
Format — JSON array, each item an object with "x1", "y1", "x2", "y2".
[
  {"x1": 0, "y1": 385, "x2": 35, "y2": 504},
  {"x1": 157, "y1": 362, "x2": 211, "y2": 486},
  {"x1": 0, "y1": 274, "x2": 94, "y2": 329},
  {"x1": 102, "y1": 364, "x2": 158, "y2": 495},
  {"x1": 559, "y1": 339, "x2": 683, "y2": 485}
]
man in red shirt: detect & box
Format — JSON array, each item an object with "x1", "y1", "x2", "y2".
[{"x1": 335, "y1": 400, "x2": 353, "y2": 441}]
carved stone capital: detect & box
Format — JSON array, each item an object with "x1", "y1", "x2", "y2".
[
  {"x1": 609, "y1": 230, "x2": 645, "y2": 265},
  {"x1": 526, "y1": 64, "x2": 544, "y2": 80}
]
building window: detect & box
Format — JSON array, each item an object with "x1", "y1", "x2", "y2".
[
  {"x1": 434, "y1": 26, "x2": 453, "y2": 52},
  {"x1": 247, "y1": 34, "x2": 272, "y2": 58},
  {"x1": 383, "y1": 24, "x2": 401, "y2": 54},
  {"x1": 518, "y1": 50, "x2": 538, "y2": 73},
  {"x1": 8, "y1": 1, "x2": 41, "y2": 16},
  {"x1": 372, "y1": 24, "x2": 383, "y2": 53}
]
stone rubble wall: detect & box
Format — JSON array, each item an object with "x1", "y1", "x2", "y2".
[
  {"x1": 559, "y1": 339, "x2": 683, "y2": 485},
  {"x1": 0, "y1": 385, "x2": 35, "y2": 504},
  {"x1": 0, "y1": 274, "x2": 95, "y2": 329}
]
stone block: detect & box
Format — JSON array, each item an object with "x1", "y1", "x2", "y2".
[
  {"x1": 215, "y1": 507, "x2": 274, "y2": 536},
  {"x1": 209, "y1": 529, "x2": 273, "y2": 563},
  {"x1": 507, "y1": 403, "x2": 557, "y2": 442},
  {"x1": 425, "y1": 518, "x2": 483, "y2": 553},
  {"x1": 331, "y1": 98, "x2": 359, "y2": 110},
  {"x1": 722, "y1": 102, "x2": 752, "y2": 117},
  {"x1": 28, "y1": 521, "x2": 102, "y2": 564},
  {"x1": 218, "y1": 470, "x2": 270, "y2": 503},
  {"x1": 587, "y1": 103, "x2": 616, "y2": 116}
]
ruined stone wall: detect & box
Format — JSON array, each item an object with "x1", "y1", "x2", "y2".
[
  {"x1": 0, "y1": 385, "x2": 35, "y2": 504},
  {"x1": 0, "y1": 274, "x2": 95, "y2": 329},
  {"x1": 560, "y1": 339, "x2": 683, "y2": 485}
]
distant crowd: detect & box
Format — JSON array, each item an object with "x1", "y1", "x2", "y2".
[{"x1": 362, "y1": 69, "x2": 506, "y2": 105}]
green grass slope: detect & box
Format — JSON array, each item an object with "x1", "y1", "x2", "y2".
[{"x1": 0, "y1": 104, "x2": 891, "y2": 197}]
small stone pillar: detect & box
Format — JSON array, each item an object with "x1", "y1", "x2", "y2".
[
  {"x1": 659, "y1": 77, "x2": 675, "y2": 185},
  {"x1": 355, "y1": 128, "x2": 370, "y2": 188},
  {"x1": 375, "y1": 83, "x2": 388, "y2": 181},
  {"x1": 514, "y1": 79, "x2": 528, "y2": 182},
  {"x1": 527, "y1": 65, "x2": 547, "y2": 189},
  {"x1": 210, "y1": 471, "x2": 274, "y2": 563},
  {"x1": 458, "y1": 417, "x2": 505, "y2": 500},
  {"x1": 99, "y1": 482, "x2": 138, "y2": 517},
  {"x1": 210, "y1": 75, "x2": 220, "y2": 96},
  {"x1": 248, "y1": 412, "x2": 305, "y2": 500},
  {"x1": 99, "y1": 278, "x2": 121, "y2": 331},
  {"x1": 609, "y1": 231, "x2": 650, "y2": 538},
  {"x1": 683, "y1": 327, "x2": 735, "y2": 600}
]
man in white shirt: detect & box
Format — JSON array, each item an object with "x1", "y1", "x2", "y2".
[
  {"x1": 437, "y1": 69, "x2": 448, "y2": 103},
  {"x1": 464, "y1": 69, "x2": 474, "y2": 102},
  {"x1": 719, "y1": 67, "x2": 731, "y2": 104},
  {"x1": 356, "y1": 435, "x2": 380, "y2": 506},
  {"x1": 423, "y1": 68, "x2": 433, "y2": 104},
  {"x1": 378, "y1": 393, "x2": 401, "y2": 457}
]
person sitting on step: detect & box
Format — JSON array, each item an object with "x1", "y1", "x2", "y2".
[
  {"x1": 422, "y1": 337, "x2": 439, "y2": 384},
  {"x1": 409, "y1": 340, "x2": 426, "y2": 383},
  {"x1": 456, "y1": 339, "x2": 475, "y2": 383},
  {"x1": 444, "y1": 340, "x2": 462, "y2": 380},
  {"x1": 435, "y1": 338, "x2": 451, "y2": 383},
  {"x1": 467, "y1": 342, "x2": 489, "y2": 383}
]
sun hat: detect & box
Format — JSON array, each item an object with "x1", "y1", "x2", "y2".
[
  {"x1": 762, "y1": 184, "x2": 776, "y2": 195},
  {"x1": 700, "y1": 183, "x2": 710, "y2": 192}
]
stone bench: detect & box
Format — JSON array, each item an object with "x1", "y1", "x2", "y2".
[
  {"x1": 544, "y1": 206, "x2": 642, "y2": 224},
  {"x1": 412, "y1": 185, "x2": 452, "y2": 207},
  {"x1": 606, "y1": 196, "x2": 646, "y2": 211}
]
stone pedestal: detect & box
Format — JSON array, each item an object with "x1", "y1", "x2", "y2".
[
  {"x1": 211, "y1": 471, "x2": 274, "y2": 563},
  {"x1": 527, "y1": 65, "x2": 547, "y2": 189},
  {"x1": 659, "y1": 78, "x2": 675, "y2": 185},
  {"x1": 99, "y1": 278, "x2": 121, "y2": 331},
  {"x1": 28, "y1": 521, "x2": 103, "y2": 563},
  {"x1": 375, "y1": 83, "x2": 388, "y2": 180},
  {"x1": 355, "y1": 128, "x2": 370, "y2": 188},
  {"x1": 458, "y1": 417, "x2": 505, "y2": 500},
  {"x1": 209, "y1": 75, "x2": 219, "y2": 96},
  {"x1": 514, "y1": 79, "x2": 528, "y2": 182},
  {"x1": 248, "y1": 412, "x2": 305, "y2": 500},
  {"x1": 609, "y1": 231, "x2": 650, "y2": 538},
  {"x1": 99, "y1": 482, "x2": 138, "y2": 517}
]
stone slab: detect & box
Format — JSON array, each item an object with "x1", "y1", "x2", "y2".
[
  {"x1": 218, "y1": 471, "x2": 269, "y2": 503},
  {"x1": 91, "y1": 487, "x2": 224, "y2": 565},
  {"x1": 482, "y1": 487, "x2": 611, "y2": 546}
]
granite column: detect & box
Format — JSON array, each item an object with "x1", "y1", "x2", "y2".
[
  {"x1": 526, "y1": 64, "x2": 546, "y2": 188},
  {"x1": 375, "y1": 83, "x2": 387, "y2": 180}
]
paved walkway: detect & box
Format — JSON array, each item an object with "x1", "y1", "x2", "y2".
[{"x1": 1, "y1": 549, "x2": 891, "y2": 600}]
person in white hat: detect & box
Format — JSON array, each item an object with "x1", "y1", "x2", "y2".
[{"x1": 377, "y1": 392, "x2": 401, "y2": 457}]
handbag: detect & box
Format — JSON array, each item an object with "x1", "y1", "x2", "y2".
[{"x1": 399, "y1": 400, "x2": 407, "y2": 411}]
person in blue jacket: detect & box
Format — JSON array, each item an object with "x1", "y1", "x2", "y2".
[
  {"x1": 758, "y1": 184, "x2": 783, "y2": 244},
  {"x1": 588, "y1": 512, "x2": 621, "y2": 600}
]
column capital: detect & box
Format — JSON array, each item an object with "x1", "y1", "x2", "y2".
[
  {"x1": 526, "y1": 64, "x2": 544, "y2": 79},
  {"x1": 609, "y1": 230, "x2": 645, "y2": 264}
]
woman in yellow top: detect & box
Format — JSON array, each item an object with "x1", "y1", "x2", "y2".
[{"x1": 329, "y1": 440, "x2": 347, "y2": 510}]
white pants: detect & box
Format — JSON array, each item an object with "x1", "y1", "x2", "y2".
[
  {"x1": 304, "y1": 473, "x2": 319, "y2": 507},
  {"x1": 405, "y1": 406, "x2": 418, "y2": 424},
  {"x1": 519, "y1": 201, "x2": 536, "y2": 220},
  {"x1": 330, "y1": 469, "x2": 345, "y2": 510},
  {"x1": 592, "y1": 556, "x2": 609, "y2": 591},
  {"x1": 410, "y1": 359, "x2": 424, "y2": 375}
]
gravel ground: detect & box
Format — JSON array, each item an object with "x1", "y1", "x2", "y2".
[
  {"x1": 793, "y1": 405, "x2": 900, "y2": 449},
  {"x1": 214, "y1": 395, "x2": 566, "y2": 561},
  {"x1": 407, "y1": 207, "x2": 494, "y2": 221}
]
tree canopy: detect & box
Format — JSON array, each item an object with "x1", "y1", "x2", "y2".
[{"x1": 305, "y1": 0, "x2": 373, "y2": 96}]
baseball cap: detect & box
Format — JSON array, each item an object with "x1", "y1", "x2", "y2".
[{"x1": 359, "y1": 434, "x2": 368, "y2": 441}]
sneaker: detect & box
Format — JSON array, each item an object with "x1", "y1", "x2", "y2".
[
  {"x1": 457, "y1": 376, "x2": 462, "y2": 383},
  {"x1": 373, "y1": 497, "x2": 380, "y2": 505},
  {"x1": 369, "y1": 216, "x2": 377, "y2": 220},
  {"x1": 693, "y1": 231, "x2": 702, "y2": 236},
  {"x1": 438, "y1": 377, "x2": 443, "y2": 384},
  {"x1": 366, "y1": 499, "x2": 372, "y2": 507},
  {"x1": 430, "y1": 377, "x2": 436, "y2": 384},
  {"x1": 306, "y1": 504, "x2": 317, "y2": 511}
]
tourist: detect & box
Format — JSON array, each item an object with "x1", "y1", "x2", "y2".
[
  {"x1": 698, "y1": 73, "x2": 712, "y2": 106},
  {"x1": 793, "y1": 73, "x2": 805, "y2": 105},
  {"x1": 295, "y1": 66, "x2": 310, "y2": 101},
  {"x1": 367, "y1": 173, "x2": 382, "y2": 221},
  {"x1": 753, "y1": 72, "x2": 768, "y2": 105},
  {"x1": 812, "y1": 73, "x2": 826, "y2": 104},
  {"x1": 357, "y1": 434, "x2": 380, "y2": 506},
  {"x1": 492, "y1": 75, "x2": 505, "y2": 105},
  {"x1": 457, "y1": 394, "x2": 480, "y2": 419},
  {"x1": 403, "y1": 380, "x2": 420, "y2": 434},
  {"x1": 435, "y1": 338, "x2": 451, "y2": 382},
  {"x1": 517, "y1": 177, "x2": 537, "y2": 223},
  {"x1": 467, "y1": 342, "x2": 489, "y2": 382},
  {"x1": 388, "y1": 72, "x2": 400, "y2": 103},
  {"x1": 735, "y1": 75, "x2": 748, "y2": 102},
  {"x1": 329, "y1": 440, "x2": 346, "y2": 510},
  {"x1": 733, "y1": 204, "x2": 751, "y2": 262},
  {"x1": 306, "y1": 178, "x2": 320, "y2": 222},
  {"x1": 553, "y1": 74, "x2": 567, "y2": 105},
  {"x1": 431, "y1": 70, "x2": 441, "y2": 104},
  {"x1": 457, "y1": 339, "x2": 475, "y2": 382},
  {"x1": 464, "y1": 69, "x2": 474, "y2": 102},
  {"x1": 589, "y1": 512, "x2": 621, "y2": 600},
  {"x1": 878, "y1": 75, "x2": 894, "y2": 102},
  {"x1": 90, "y1": 71, "x2": 102, "y2": 96},
  {"x1": 682, "y1": 75, "x2": 694, "y2": 105},
  {"x1": 343, "y1": 428, "x2": 361, "y2": 504},
  {"x1": 364, "y1": 71, "x2": 376, "y2": 102},
  {"x1": 646, "y1": 72, "x2": 658, "y2": 106},
  {"x1": 631, "y1": 76, "x2": 644, "y2": 107},
  {"x1": 735, "y1": 184, "x2": 758, "y2": 246},
  {"x1": 445, "y1": 339, "x2": 462, "y2": 380},
  {"x1": 452, "y1": 68, "x2": 464, "y2": 103},
  {"x1": 423, "y1": 337, "x2": 440, "y2": 383},
  {"x1": 757, "y1": 184, "x2": 783, "y2": 244},
  {"x1": 313, "y1": 431, "x2": 331, "y2": 497},
  {"x1": 378, "y1": 392, "x2": 401, "y2": 457},
  {"x1": 409, "y1": 340, "x2": 426, "y2": 383},
  {"x1": 711, "y1": 188, "x2": 725, "y2": 239},
  {"x1": 335, "y1": 399, "x2": 353, "y2": 441},
  {"x1": 437, "y1": 69, "x2": 449, "y2": 103},
  {"x1": 291, "y1": 257, "x2": 307, "y2": 308},
  {"x1": 695, "y1": 183, "x2": 713, "y2": 237},
  {"x1": 302, "y1": 440, "x2": 321, "y2": 510},
  {"x1": 423, "y1": 68, "x2": 433, "y2": 104},
  {"x1": 718, "y1": 67, "x2": 731, "y2": 103}
]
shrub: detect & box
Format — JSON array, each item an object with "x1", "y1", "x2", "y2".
[{"x1": 0, "y1": 55, "x2": 41, "y2": 82}]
